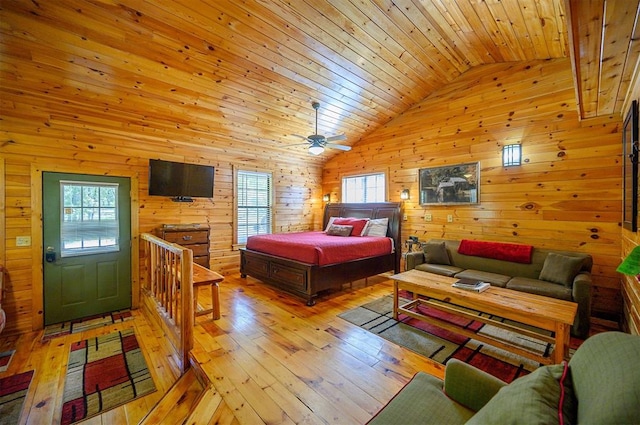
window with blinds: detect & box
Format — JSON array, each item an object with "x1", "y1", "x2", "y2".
[
  {"x1": 342, "y1": 173, "x2": 386, "y2": 202},
  {"x1": 60, "y1": 181, "x2": 120, "y2": 257},
  {"x1": 236, "y1": 170, "x2": 273, "y2": 244}
]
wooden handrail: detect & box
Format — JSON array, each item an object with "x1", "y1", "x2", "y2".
[{"x1": 140, "y1": 233, "x2": 194, "y2": 373}]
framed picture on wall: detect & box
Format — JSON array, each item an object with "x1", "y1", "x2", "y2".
[
  {"x1": 623, "y1": 100, "x2": 638, "y2": 232},
  {"x1": 419, "y1": 162, "x2": 479, "y2": 205}
]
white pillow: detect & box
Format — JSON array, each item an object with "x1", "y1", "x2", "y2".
[{"x1": 363, "y1": 217, "x2": 389, "y2": 237}]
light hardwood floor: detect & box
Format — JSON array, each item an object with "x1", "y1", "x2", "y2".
[{"x1": 1, "y1": 273, "x2": 443, "y2": 424}]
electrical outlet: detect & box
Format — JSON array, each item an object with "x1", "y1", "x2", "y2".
[
  {"x1": 447, "y1": 214, "x2": 453, "y2": 223},
  {"x1": 424, "y1": 213, "x2": 432, "y2": 221},
  {"x1": 16, "y1": 236, "x2": 31, "y2": 247}
]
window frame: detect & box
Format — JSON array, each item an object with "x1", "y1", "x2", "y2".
[
  {"x1": 340, "y1": 171, "x2": 388, "y2": 203},
  {"x1": 233, "y1": 167, "x2": 274, "y2": 248},
  {"x1": 59, "y1": 180, "x2": 120, "y2": 257}
]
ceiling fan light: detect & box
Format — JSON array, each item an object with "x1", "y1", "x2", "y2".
[{"x1": 309, "y1": 143, "x2": 324, "y2": 155}]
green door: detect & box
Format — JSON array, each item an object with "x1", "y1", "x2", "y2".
[{"x1": 43, "y1": 172, "x2": 131, "y2": 325}]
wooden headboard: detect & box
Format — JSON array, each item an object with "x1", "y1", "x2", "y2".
[{"x1": 323, "y1": 202, "x2": 402, "y2": 271}]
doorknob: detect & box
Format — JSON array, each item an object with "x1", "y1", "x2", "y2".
[{"x1": 45, "y1": 246, "x2": 56, "y2": 263}]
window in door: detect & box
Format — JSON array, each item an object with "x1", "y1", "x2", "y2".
[
  {"x1": 342, "y1": 173, "x2": 386, "y2": 202},
  {"x1": 60, "y1": 181, "x2": 120, "y2": 257},
  {"x1": 235, "y1": 170, "x2": 273, "y2": 245}
]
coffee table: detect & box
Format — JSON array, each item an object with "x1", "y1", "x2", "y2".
[{"x1": 390, "y1": 269, "x2": 577, "y2": 365}]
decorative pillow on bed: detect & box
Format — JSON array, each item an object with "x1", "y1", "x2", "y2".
[
  {"x1": 326, "y1": 224, "x2": 353, "y2": 237},
  {"x1": 363, "y1": 217, "x2": 389, "y2": 237},
  {"x1": 333, "y1": 218, "x2": 370, "y2": 236},
  {"x1": 324, "y1": 216, "x2": 341, "y2": 232}
]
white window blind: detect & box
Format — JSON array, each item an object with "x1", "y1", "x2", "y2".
[
  {"x1": 342, "y1": 173, "x2": 386, "y2": 202},
  {"x1": 60, "y1": 181, "x2": 120, "y2": 257},
  {"x1": 237, "y1": 170, "x2": 273, "y2": 244}
]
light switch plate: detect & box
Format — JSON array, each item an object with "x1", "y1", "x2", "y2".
[
  {"x1": 424, "y1": 214, "x2": 432, "y2": 221},
  {"x1": 447, "y1": 214, "x2": 453, "y2": 223},
  {"x1": 16, "y1": 236, "x2": 31, "y2": 247}
]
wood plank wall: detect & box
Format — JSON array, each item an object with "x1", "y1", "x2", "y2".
[
  {"x1": 323, "y1": 58, "x2": 624, "y2": 320},
  {"x1": 1, "y1": 148, "x2": 323, "y2": 336},
  {"x1": 620, "y1": 68, "x2": 640, "y2": 336},
  {"x1": 0, "y1": 54, "x2": 634, "y2": 335}
]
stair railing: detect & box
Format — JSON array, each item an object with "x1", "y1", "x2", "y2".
[{"x1": 140, "y1": 233, "x2": 194, "y2": 373}]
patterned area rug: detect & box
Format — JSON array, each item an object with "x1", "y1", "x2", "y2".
[
  {"x1": 339, "y1": 295, "x2": 581, "y2": 383},
  {"x1": 42, "y1": 310, "x2": 133, "y2": 341},
  {"x1": 0, "y1": 350, "x2": 15, "y2": 373},
  {"x1": 0, "y1": 370, "x2": 34, "y2": 425},
  {"x1": 61, "y1": 328, "x2": 156, "y2": 425}
]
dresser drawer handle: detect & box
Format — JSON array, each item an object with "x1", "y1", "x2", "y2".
[{"x1": 182, "y1": 235, "x2": 192, "y2": 241}]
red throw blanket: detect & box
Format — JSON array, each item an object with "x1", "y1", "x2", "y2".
[
  {"x1": 458, "y1": 239, "x2": 533, "y2": 264},
  {"x1": 246, "y1": 231, "x2": 393, "y2": 266}
]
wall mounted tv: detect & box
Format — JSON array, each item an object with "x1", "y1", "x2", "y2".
[{"x1": 148, "y1": 159, "x2": 214, "y2": 202}]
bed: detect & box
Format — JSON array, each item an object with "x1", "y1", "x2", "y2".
[{"x1": 240, "y1": 202, "x2": 402, "y2": 305}]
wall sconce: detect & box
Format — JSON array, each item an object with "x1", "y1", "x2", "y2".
[
  {"x1": 503, "y1": 144, "x2": 522, "y2": 166},
  {"x1": 322, "y1": 193, "x2": 330, "y2": 202},
  {"x1": 400, "y1": 189, "x2": 410, "y2": 200}
]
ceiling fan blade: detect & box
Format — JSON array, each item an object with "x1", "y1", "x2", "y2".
[
  {"x1": 326, "y1": 143, "x2": 351, "y2": 151},
  {"x1": 325, "y1": 133, "x2": 346, "y2": 142},
  {"x1": 291, "y1": 134, "x2": 311, "y2": 142}
]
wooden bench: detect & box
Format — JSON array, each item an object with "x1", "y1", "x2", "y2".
[{"x1": 193, "y1": 263, "x2": 224, "y2": 320}]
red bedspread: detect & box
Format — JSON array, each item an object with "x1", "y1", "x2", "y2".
[{"x1": 245, "y1": 231, "x2": 394, "y2": 266}]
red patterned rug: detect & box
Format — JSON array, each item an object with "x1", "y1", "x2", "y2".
[
  {"x1": 338, "y1": 294, "x2": 583, "y2": 383},
  {"x1": 42, "y1": 310, "x2": 133, "y2": 341},
  {"x1": 61, "y1": 328, "x2": 156, "y2": 425},
  {"x1": 0, "y1": 350, "x2": 15, "y2": 373},
  {"x1": 0, "y1": 370, "x2": 34, "y2": 424}
]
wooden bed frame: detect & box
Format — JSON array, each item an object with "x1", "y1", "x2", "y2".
[{"x1": 240, "y1": 202, "x2": 402, "y2": 305}]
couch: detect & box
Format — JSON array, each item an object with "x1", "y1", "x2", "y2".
[
  {"x1": 405, "y1": 239, "x2": 593, "y2": 338},
  {"x1": 368, "y1": 331, "x2": 640, "y2": 425}
]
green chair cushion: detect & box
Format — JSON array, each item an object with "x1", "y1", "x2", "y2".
[
  {"x1": 569, "y1": 332, "x2": 640, "y2": 424},
  {"x1": 367, "y1": 372, "x2": 475, "y2": 425},
  {"x1": 466, "y1": 362, "x2": 575, "y2": 425}
]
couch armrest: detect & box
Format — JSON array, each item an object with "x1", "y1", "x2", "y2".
[
  {"x1": 571, "y1": 271, "x2": 592, "y2": 339},
  {"x1": 443, "y1": 359, "x2": 506, "y2": 412},
  {"x1": 405, "y1": 251, "x2": 425, "y2": 270}
]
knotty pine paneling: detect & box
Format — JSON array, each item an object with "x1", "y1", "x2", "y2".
[
  {"x1": 0, "y1": 148, "x2": 322, "y2": 334},
  {"x1": 324, "y1": 58, "x2": 623, "y2": 318},
  {"x1": 619, "y1": 68, "x2": 640, "y2": 335}
]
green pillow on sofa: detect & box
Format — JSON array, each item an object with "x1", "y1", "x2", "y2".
[
  {"x1": 424, "y1": 241, "x2": 451, "y2": 265},
  {"x1": 466, "y1": 362, "x2": 576, "y2": 425},
  {"x1": 539, "y1": 252, "x2": 584, "y2": 287}
]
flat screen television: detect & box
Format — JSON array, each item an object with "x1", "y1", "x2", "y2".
[{"x1": 148, "y1": 159, "x2": 214, "y2": 201}]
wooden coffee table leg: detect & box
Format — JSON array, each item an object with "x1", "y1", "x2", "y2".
[
  {"x1": 393, "y1": 280, "x2": 399, "y2": 320},
  {"x1": 554, "y1": 323, "x2": 570, "y2": 363}
]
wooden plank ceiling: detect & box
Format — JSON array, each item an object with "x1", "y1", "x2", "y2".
[{"x1": 0, "y1": 0, "x2": 638, "y2": 164}]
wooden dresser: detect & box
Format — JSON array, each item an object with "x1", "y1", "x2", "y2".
[{"x1": 158, "y1": 224, "x2": 211, "y2": 268}]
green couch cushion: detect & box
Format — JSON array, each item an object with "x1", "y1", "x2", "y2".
[
  {"x1": 368, "y1": 372, "x2": 475, "y2": 425},
  {"x1": 415, "y1": 263, "x2": 463, "y2": 277},
  {"x1": 569, "y1": 332, "x2": 640, "y2": 424},
  {"x1": 466, "y1": 363, "x2": 575, "y2": 425},
  {"x1": 539, "y1": 252, "x2": 584, "y2": 287},
  {"x1": 423, "y1": 241, "x2": 451, "y2": 265},
  {"x1": 506, "y1": 277, "x2": 573, "y2": 301},
  {"x1": 454, "y1": 269, "x2": 510, "y2": 287}
]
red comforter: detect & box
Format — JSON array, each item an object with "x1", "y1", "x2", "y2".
[{"x1": 245, "y1": 231, "x2": 394, "y2": 266}]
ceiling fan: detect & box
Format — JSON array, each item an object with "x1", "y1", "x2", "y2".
[{"x1": 292, "y1": 102, "x2": 351, "y2": 155}]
